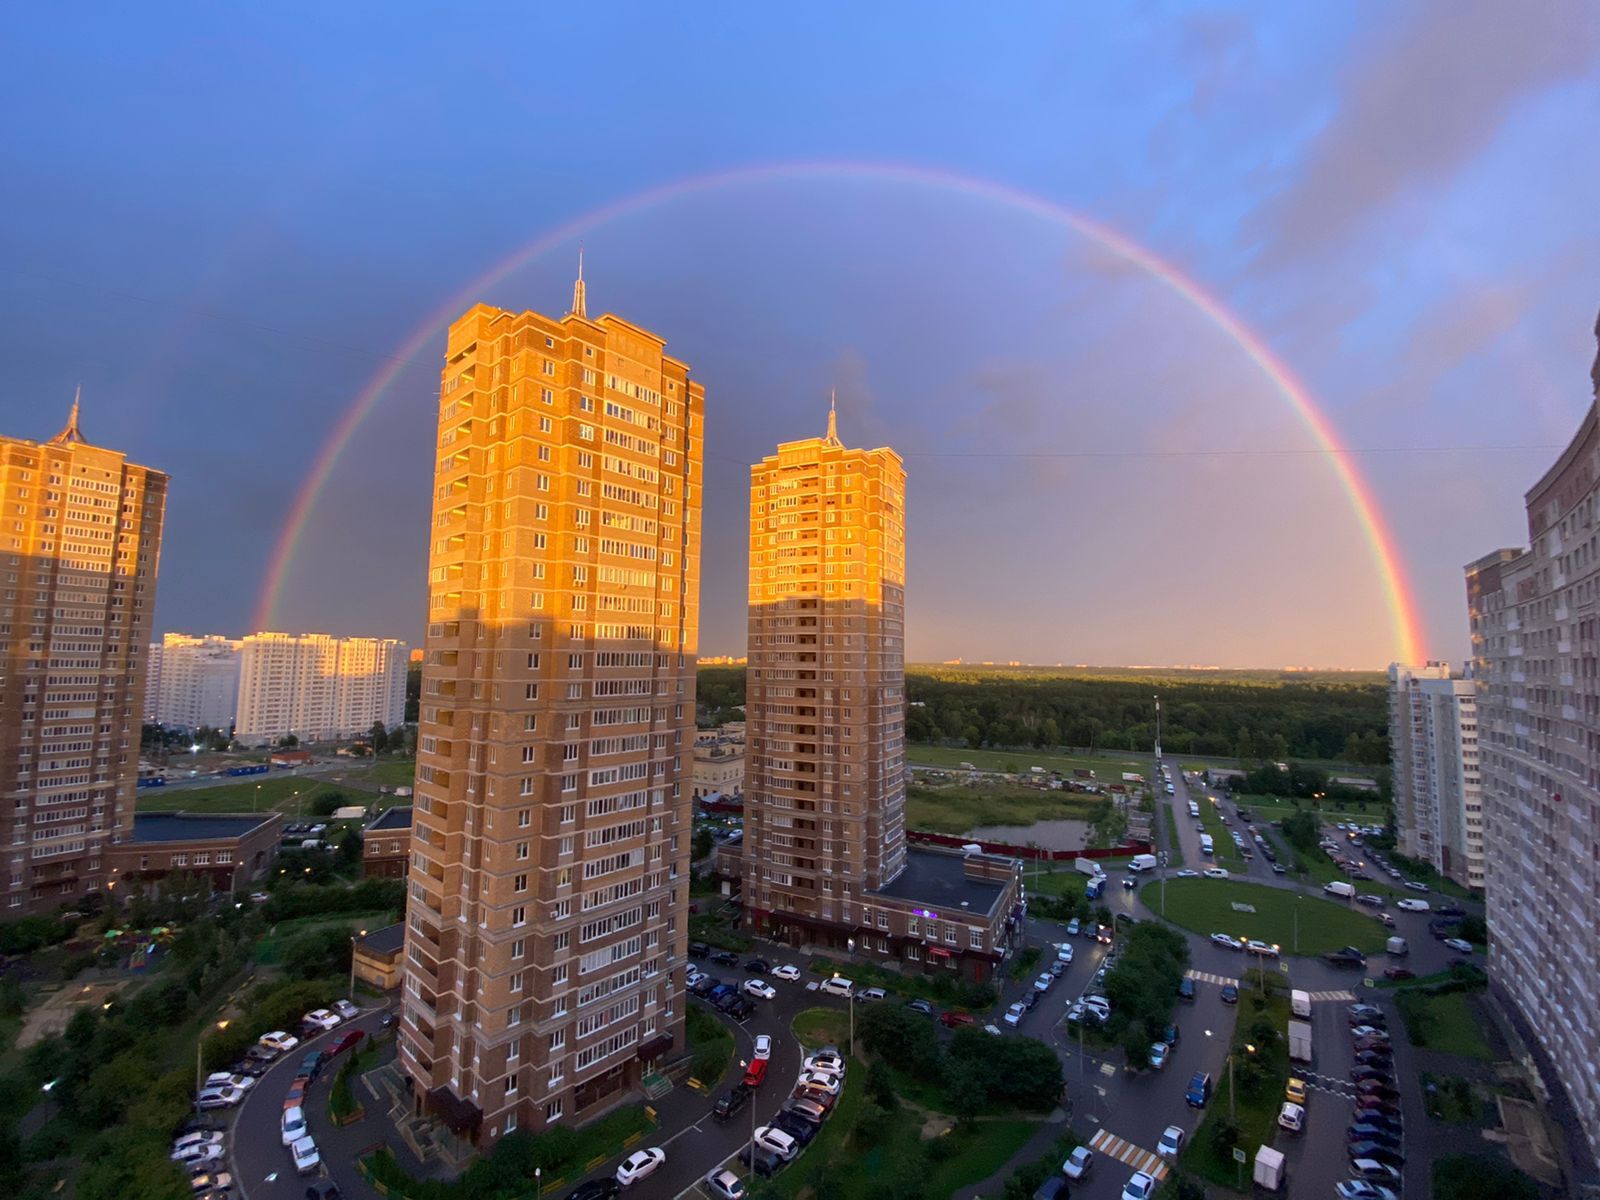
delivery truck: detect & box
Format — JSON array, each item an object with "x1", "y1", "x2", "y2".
[
  {"x1": 1075, "y1": 858, "x2": 1106, "y2": 879},
  {"x1": 1253, "y1": 1145, "x2": 1285, "y2": 1192},
  {"x1": 1288, "y1": 1019, "x2": 1313, "y2": 1064},
  {"x1": 1290, "y1": 989, "x2": 1311, "y2": 1019},
  {"x1": 1324, "y1": 880, "x2": 1356, "y2": 899},
  {"x1": 1386, "y1": 936, "x2": 1409, "y2": 957},
  {"x1": 1128, "y1": 853, "x2": 1159, "y2": 872}
]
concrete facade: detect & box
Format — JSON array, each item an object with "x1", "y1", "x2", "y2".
[
  {"x1": 0, "y1": 405, "x2": 167, "y2": 914},
  {"x1": 1388, "y1": 663, "x2": 1483, "y2": 889},
  {"x1": 145, "y1": 633, "x2": 241, "y2": 730},
  {"x1": 235, "y1": 632, "x2": 407, "y2": 744},
  {"x1": 399, "y1": 283, "x2": 702, "y2": 1145},
  {"x1": 1467, "y1": 384, "x2": 1600, "y2": 1162}
]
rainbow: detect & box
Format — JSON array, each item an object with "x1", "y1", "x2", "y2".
[{"x1": 254, "y1": 160, "x2": 1424, "y2": 663}]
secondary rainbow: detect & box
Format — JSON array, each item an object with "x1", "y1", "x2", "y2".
[{"x1": 253, "y1": 160, "x2": 1424, "y2": 663}]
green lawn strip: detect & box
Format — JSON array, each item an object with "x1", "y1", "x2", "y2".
[
  {"x1": 1194, "y1": 795, "x2": 1244, "y2": 868},
  {"x1": 1139, "y1": 878, "x2": 1387, "y2": 957},
  {"x1": 766, "y1": 1053, "x2": 864, "y2": 1199},
  {"x1": 1396, "y1": 990, "x2": 1493, "y2": 1061},
  {"x1": 1158, "y1": 798, "x2": 1185, "y2": 869},
  {"x1": 688, "y1": 912, "x2": 753, "y2": 953},
  {"x1": 1234, "y1": 793, "x2": 1388, "y2": 826},
  {"x1": 1179, "y1": 988, "x2": 1292, "y2": 1188},
  {"x1": 792, "y1": 1007, "x2": 851, "y2": 1049},
  {"x1": 1025, "y1": 860, "x2": 1133, "y2": 898},
  {"x1": 906, "y1": 743, "x2": 1146, "y2": 780},
  {"x1": 906, "y1": 782, "x2": 1104, "y2": 837},
  {"x1": 136, "y1": 775, "x2": 351, "y2": 815},
  {"x1": 686, "y1": 1004, "x2": 735, "y2": 1086},
  {"x1": 1382, "y1": 851, "x2": 1479, "y2": 903},
  {"x1": 925, "y1": 1118, "x2": 1039, "y2": 1196},
  {"x1": 1422, "y1": 1072, "x2": 1486, "y2": 1124}
]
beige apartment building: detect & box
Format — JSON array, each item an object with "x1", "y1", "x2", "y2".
[
  {"x1": 1466, "y1": 342, "x2": 1600, "y2": 1162},
  {"x1": 235, "y1": 631, "x2": 407, "y2": 744},
  {"x1": 399, "y1": 277, "x2": 702, "y2": 1147},
  {"x1": 741, "y1": 412, "x2": 1021, "y2": 980},
  {"x1": 1387, "y1": 663, "x2": 1483, "y2": 889},
  {"x1": 0, "y1": 403, "x2": 167, "y2": 913},
  {"x1": 692, "y1": 732, "x2": 744, "y2": 800},
  {"x1": 145, "y1": 632, "x2": 241, "y2": 731}
]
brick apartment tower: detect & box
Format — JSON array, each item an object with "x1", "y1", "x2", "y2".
[
  {"x1": 0, "y1": 399, "x2": 167, "y2": 914},
  {"x1": 399, "y1": 269, "x2": 703, "y2": 1147},
  {"x1": 742, "y1": 402, "x2": 908, "y2": 946}
]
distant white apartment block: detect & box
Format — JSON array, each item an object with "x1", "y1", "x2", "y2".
[
  {"x1": 145, "y1": 634, "x2": 242, "y2": 731},
  {"x1": 235, "y1": 632, "x2": 406, "y2": 744},
  {"x1": 1387, "y1": 662, "x2": 1483, "y2": 889}
]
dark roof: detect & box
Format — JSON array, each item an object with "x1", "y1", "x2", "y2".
[
  {"x1": 356, "y1": 922, "x2": 406, "y2": 956},
  {"x1": 128, "y1": 812, "x2": 275, "y2": 844},
  {"x1": 872, "y1": 848, "x2": 1008, "y2": 919},
  {"x1": 368, "y1": 806, "x2": 413, "y2": 831}
]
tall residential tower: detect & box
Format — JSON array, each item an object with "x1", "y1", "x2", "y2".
[
  {"x1": 399, "y1": 283, "x2": 702, "y2": 1146},
  {"x1": 234, "y1": 632, "x2": 406, "y2": 744},
  {"x1": 0, "y1": 402, "x2": 167, "y2": 913},
  {"x1": 1387, "y1": 663, "x2": 1483, "y2": 890}
]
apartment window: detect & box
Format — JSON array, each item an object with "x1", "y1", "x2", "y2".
[
  {"x1": 514, "y1": 873, "x2": 528, "y2": 892},
  {"x1": 545, "y1": 1099, "x2": 564, "y2": 1122},
  {"x1": 969, "y1": 929, "x2": 983, "y2": 949},
  {"x1": 510, "y1": 971, "x2": 524, "y2": 992},
  {"x1": 516, "y1": 842, "x2": 529, "y2": 861},
  {"x1": 561, "y1": 775, "x2": 577, "y2": 792},
  {"x1": 511, "y1": 906, "x2": 526, "y2": 928},
  {"x1": 520, "y1": 778, "x2": 535, "y2": 796},
  {"x1": 511, "y1": 938, "x2": 525, "y2": 958},
  {"x1": 517, "y1": 808, "x2": 532, "y2": 827}
]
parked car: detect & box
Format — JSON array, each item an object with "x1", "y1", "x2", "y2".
[
  {"x1": 704, "y1": 1169, "x2": 746, "y2": 1200},
  {"x1": 805, "y1": 1051, "x2": 846, "y2": 1076},
  {"x1": 1443, "y1": 937, "x2": 1475, "y2": 953},
  {"x1": 1004, "y1": 1001, "x2": 1027, "y2": 1027},
  {"x1": 172, "y1": 1142, "x2": 225, "y2": 1168},
  {"x1": 1063, "y1": 1145, "x2": 1094, "y2": 1179},
  {"x1": 333, "y1": 999, "x2": 360, "y2": 1021},
  {"x1": 330, "y1": 1029, "x2": 365, "y2": 1056},
  {"x1": 1278, "y1": 1102, "x2": 1305, "y2": 1132},
  {"x1": 1397, "y1": 898, "x2": 1431, "y2": 912},
  {"x1": 291, "y1": 1135, "x2": 321, "y2": 1175},
  {"x1": 782, "y1": 1098, "x2": 828, "y2": 1126},
  {"x1": 940, "y1": 1011, "x2": 975, "y2": 1029},
  {"x1": 819, "y1": 977, "x2": 853, "y2": 998},
  {"x1": 1349, "y1": 1158, "x2": 1404, "y2": 1183},
  {"x1": 1347, "y1": 1143, "x2": 1405, "y2": 1169},
  {"x1": 1121, "y1": 1170, "x2": 1157, "y2": 1200},
  {"x1": 1209, "y1": 933, "x2": 1242, "y2": 951},
  {"x1": 1220, "y1": 985, "x2": 1238, "y2": 1004},
  {"x1": 195, "y1": 1086, "x2": 243, "y2": 1110},
  {"x1": 743, "y1": 979, "x2": 776, "y2": 1001},
  {"x1": 770, "y1": 1111, "x2": 818, "y2": 1147},
  {"x1": 1383, "y1": 967, "x2": 1415, "y2": 981},
  {"x1": 737, "y1": 1144, "x2": 787, "y2": 1179},
  {"x1": 770, "y1": 965, "x2": 802, "y2": 982},
  {"x1": 302, "y1": 1008, "x2": 342, "y2": 1031},
  {"x1": 744, "y1": 958, "x2": 771, "y2": 975},
  {"x1": 259, "y1": 1031, "x2": 300, "y2": 1053},
  {"x1": 615, "y1": 1147, "x2": 667, "y2": 1186},
  {"x1": 712, "y1": 1088, "x2": 749, "y2": 1122},
  {"x1": 753, "y1": 1126, "x2": 798, "y2": 1161}
]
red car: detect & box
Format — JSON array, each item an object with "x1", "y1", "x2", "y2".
[
  {"x1": 283, "y1": 1079, "x2": 308, "y2": 1110},
  {"x1": 939, "y1": 1011, "x2": 975, "y2": 1029},
  {"x1": 1383, "y1": 968, "x2": 1415, "y2": 981},
  {"x1": 330, "y1": 1029, "x2": 366, "y2": 1056}
]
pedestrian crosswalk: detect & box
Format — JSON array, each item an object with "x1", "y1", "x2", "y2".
[
  {"x1": 1088, "y1": 1128, "x2": 1169, "y2": 1180},
  {"x1": 1305, "y1": 988, "x2": 1357, "y2": 1002},
  {"x1": 1300, "y1": 1070, "x2": 1356, "y2": 1099},
  {"x1": 1184, "y1": 969, "x2": 1240, "y2": 988}
]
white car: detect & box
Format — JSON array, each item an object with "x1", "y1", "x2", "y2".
[
  {"x1": 753, "y1": 1125, "x2": 798, "y2": 1161},
  {"x1": 753, "y1": 1034, "x2": 773, "y2": 1060},
  {"x1": 1336, "y1": 1184, "x2": 1399, "y2": 1200},
  {"x1": 189, "y1": 1171, "x2": 233, "y2": 1194},
  {"x1": 259, "y1": 1031, "x2": 300, "y2": 1052},
  {"x1": 281, "y1": 1105, "x2": 308, "y2": 1146},
  {"x1": 172, "y1": 1131, "x2": 223, "y2": 1154},
  {"x1": 1175, "y1": 869, "x2": 1200, "y2": 878},
  {"x1": 770, "y1": 964, "x2": 802, "y2": 982},
  {"x1": 1443, "y1": 937, "x2": 1475, "y2": 953},
  {"x1": 743, "y1": 979, "x2": 776, "y2": 1001},
  {"x1": 1203, "y1": 867, "x2": 1229, "y2": 879},
  {"x1": 1148, "y1": 1042, "x2": 1170, "y2": 1070},
  {"x1": 805, "y1": 1051, "x2": 845, "y2": 1075},
  {"x1": 171, "y1": 1142, "x2": 224, "y2": 1167},
  {"x1": 615, "y1": 1147, "x2": 666, "y2": 1186},
  {"x1": 195, "y1": 1085, "x2": 243, "y2": 1109},
  {"x1": 1245, "y1": 940, "x2": 1279, "y2": 958},
  {"x1": 1397, "y1": 898, "x2": 1430, "y2": 912},
  {"x1": 1003, "y1": 1001, "x2": 1027, "y2": 1027},
  {"x1": 1156, "y1": 1125, "x2": 1184, "y2": 1159},
  {"x1": 1278, "y1": 1101, "x2": 1305, "y2": 1132},
  {"x1": 819, "y1": 977, "x2": 853, "y2": 998},
  {"x1": 1210, "y1": 933, "x2": 1242, "y2": 951},
  {"x1": 982, "y1": 1023, "x2": 1004, "y2": 1036},
  {"x1": 1122, "y1": 1170, "x2": 1157, "y2": 1200},
  {"x1": 204, "y1": 1071, "x2": 256, "y2": 1092},
  {"x1": 1063, "y1": 1145, "x2": 1094, "y2": 1179},
  {"x1": 290, "y1": 1135, "x2": 320, "y2": 1175},
  {"x1": 1404, "y1": 880, "x2": 1429, "y2": 892},
  {"x1": 799, "y1": 1071, "x2": 841, "y2": 1096},
  {"x1": 303, "y1": 1008, "x2": 342, "y2": 1031},
  {"x1": 333, "y1": 999, "x2": 360, "y2": 1020},
  {"x1": 1056, "y1": 943, "x2": 1074, "y2": 964}
]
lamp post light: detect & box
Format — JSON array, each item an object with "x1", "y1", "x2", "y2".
[
  {"x1": 833, "y1": 971, "x2": 855, "y2": 1057},
  {"x1": 349, "y1": 930, "x2": 367, "y2": 1000},
  {"x1": 196, "y1": 1019, "x2": 229, "y2": 1125}
]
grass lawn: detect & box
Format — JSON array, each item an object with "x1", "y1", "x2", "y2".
[
  {"x1": 1181, "y1": 989, "x2": 1292, "y2": 1187},
  {"x1": 792, "y1": 1007, "x2": 851, "y2": 1050},
  {"x1": 1025, "y1": 861, "x2": 1131, "y2": 898},
  {"x1": 331, "y1": 758, "x2": 417, "y2": 792},
  {"x1": 255, "y1": 910, "x2": 395, "y2": 964},
  {"x1": 1422, "y1": 1072, "x2": 1487, "y2": 1124},
  {"x1": 804, "y1": 955, "x2": 995, "y2": 1010},
  {"x1": 1140, "y1": 878, "x2": 1389, "y2": 956},
  {"x1": 1156, "y1": 799, "x2": 1184, "y2": 869},
  {"x1": 1195, "y1": 795, "x2": 1244, "y2": 868},
  {"x1": 1235, "y1": 792, "x2": 1389, "y2": 826},
  {"x1": 906, "y1": 782, "x2": 1104, "y2": 836},
  {"x1": 686, "y1": 1004, "x2": 735, "y2": 1087},
  {"x1": 136, "y1": 776, "x2": 350, "y2": 815},
  {"x1": 906, "y1": 743, "x2": 1145, "y2": 781},
  {"x1": 925, "y1": 1119, "x2": 1038, "y2": 1196},
  {"x1": 1396, "y1": 990, "x2": 1493, "y2": 1060}
]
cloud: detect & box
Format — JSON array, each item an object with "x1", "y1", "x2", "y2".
[{"x1": 1253, "y1": 0, "x2": 1599, "y2": 264}]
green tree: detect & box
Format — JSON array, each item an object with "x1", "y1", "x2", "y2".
[
  {"x1": 369, "y1": 721, "x2": 389, "y2": 755},
  {"x1": 1119, "y1": 1019, "x2": 1152, "y2": 1071},
  {"x1": 278, "y1": 733, "x2": 299, "y2": 748},
  {"x1": 337, "y1": 827, "x2": 363, "y2": 866},
  {"x1": 858, "y1": 1005, "x2": 941, "y2": 1077}
]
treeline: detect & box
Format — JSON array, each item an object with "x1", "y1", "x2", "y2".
[{"x1": 696, "y1": 665, "x2": 1389, "y2": 765}]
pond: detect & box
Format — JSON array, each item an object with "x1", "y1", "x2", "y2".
[{"x1": 963, "y1": 817, "x2": 1092, "y2": 851}]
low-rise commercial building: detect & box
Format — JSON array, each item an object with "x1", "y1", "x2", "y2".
[
  {"x1": 104, "y1": 812, "x2": 282, "y2": 897},
  {"x1": 354, "y1": 923, "x2": 406, "y2": 990},
  {"x1": 692, "y1": 734, "x2": 744, "y2": 800},
  {"x1": 362, "y1": 806, "x2": 412, "y2": 878}
]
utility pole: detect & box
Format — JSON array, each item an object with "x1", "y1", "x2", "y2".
[{"x1": 1153, "y1": 694, "x2": 1161, "y2": 762}]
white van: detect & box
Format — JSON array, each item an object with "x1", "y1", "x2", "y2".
[
  {"x1": 819, "y1": 977, "x2": 854, "y2": 998},
  {"x1": 1290, "y1": 990, "x2": 1311, "y2": 1020},
  {"x1": 1324, "y1": 881, "x2": 1356, "y2": 899}
]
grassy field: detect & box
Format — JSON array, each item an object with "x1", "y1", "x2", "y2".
[
  {"x1": 255, "y1": 910, "x2": 395, "y2": 964},
  {"x1": 1181, "y1": 989, "x2": 1292, "y2": 1187},
  {"x1": 1141, "y1": 878, "x2": 1389, "y2": 956},
  {"x1": 136, "y1": 776, "x2": 351, "y2": 815},
  {"x1": 906, "y1": 782, "x2": 1104, "y2": 836},
  {"x1": 686, "y1": 1004, "x2": 735, "y2": 1086},
  {"x1": 332, "y1": 759, "x2": 417, "y2": 791},
  {"x1": 792, "y1": 1007, "x2": 851, "y2": 1050},
  {"x1": 1397, "y1": 990, "x2": 1493, "y2": 1060},
  {"x1": 907, "y1": 743, "x2": 1146, "y2": 780},
  {"x1": 1236, "y1": 793, "x2": 1388, "y2": 825}
]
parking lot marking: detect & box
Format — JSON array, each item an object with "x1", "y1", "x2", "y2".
[
  {"x1": 1184, "y1": 969, "x2": 1240, "y2": 988},
  {"x1": 1088, "y1": 1128, "x2": 1169, "y2": 1180}
]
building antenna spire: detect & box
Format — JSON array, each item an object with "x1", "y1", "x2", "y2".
[
  {"x1": 825, "y1": 388, "x2": 839, "y2": 444},
  {"x1": 571, "y1": 246, "x2": 587, "y2": 319},
  {"x1": 52, "y1": 386, "x2": 85, "y2": 445}
]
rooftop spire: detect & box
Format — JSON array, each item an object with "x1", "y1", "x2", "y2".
[
  {"x1": 571, "y1": 247, "x2": 587, "y2": 319},
  {"x1": 51, "y1": 386, "x2": 86, "y2": 445},
  {"x1": 825, "y1": 388, "x2": 839, "y2": 445}
]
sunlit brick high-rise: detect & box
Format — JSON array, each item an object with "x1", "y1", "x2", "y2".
[
  {"x1": 399, "y1": 268, "x2": 703, "y2": 1150},
  {"x1": 0, "y1": 399, "x2": 167, "y2": 913},
  {"x1": 741, "y1": 404, "x2": 1022, "y2": 981},
  {"x1": 1466, "y1": 319, "x2": 1600, "y2": 1162}
]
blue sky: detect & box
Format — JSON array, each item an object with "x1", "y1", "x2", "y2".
[{"x1": 3, "y1": 2, "x2": 1597, "y2": 667}]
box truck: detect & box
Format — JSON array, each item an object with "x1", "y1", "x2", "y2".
[
  {"x1": 1128, "y1": 853, "x2": 1159, "y2": 872},
  {"x1": 1386, "y1": 936, "x2": 1409, "y2": 957},
  {"x1": 1253, "y1": 1145, "x2": 1286, "y2": 1192},
  {"x1": 1324, "y1": 880, "x2": 1356, "y2": 899},
  {"x1": 1290, "y1": 989, "x2": 1311, "y2": 1019},
  {"x1": 1075, "y1": 858, "x2": 1106, "y2": 879},
  {"x1": 1288, "y1": 1019, "x2": 1313, "y2": 1064}
]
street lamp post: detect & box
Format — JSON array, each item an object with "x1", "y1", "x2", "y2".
[
  {"x1": 1293, "y1": 895, "x2": 1300, "y2": 956},
  {"x1": 196, "y1": 1019, "x2": 229, "y2": 1125},
  {"x1": 349, "y1": 930, "x2": 367, "y2": 1001},
  {"x1": 833, "y1": 970, "x2": 855, "y2": 1057},
  {"x1": 739, "y1": 1058, "x2": 756, "y2": 1167}
]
